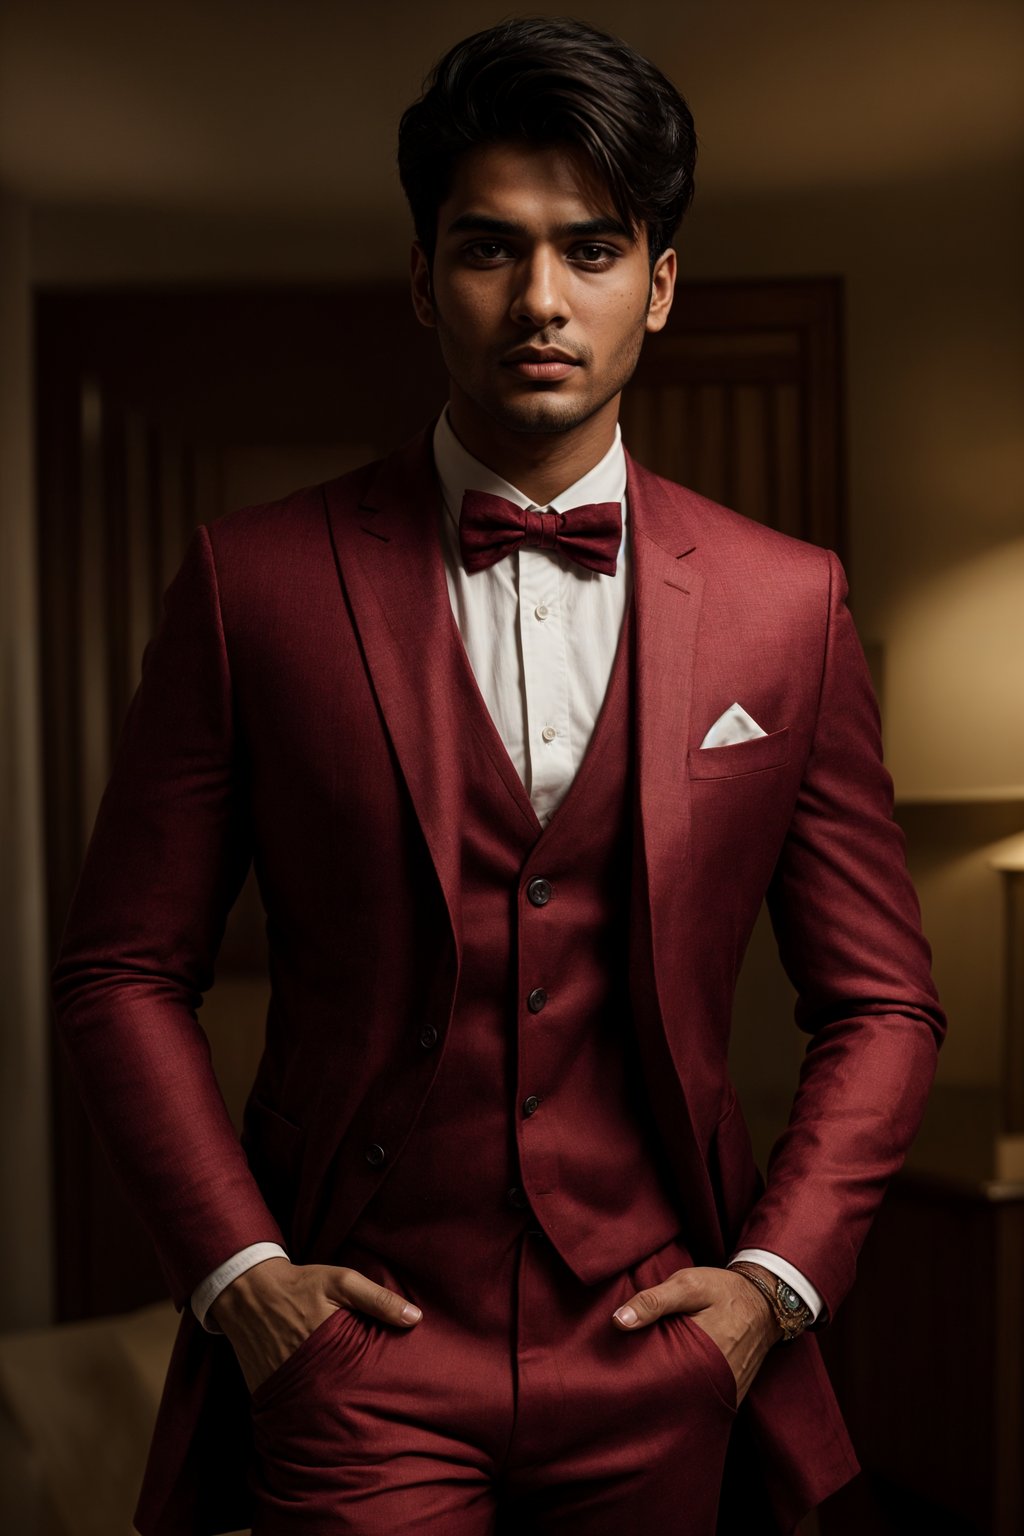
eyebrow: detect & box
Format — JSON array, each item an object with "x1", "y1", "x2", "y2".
[{"x1": 445, "y1": 213, "x2": 634, "y2": 241}]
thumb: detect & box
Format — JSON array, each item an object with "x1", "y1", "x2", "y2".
[
  {"x1": 612, "y1": 1266, "x2": 713, "y2": 1330},
  {"x1": 325, "y1": 1264, "x2": 423, "y2": 1328}
]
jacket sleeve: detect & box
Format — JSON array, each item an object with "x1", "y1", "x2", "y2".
[
  {"x1": 51, "y1": 525, "x2": 285, "y2": 1307},
  {"x1": 734, "y1": 550, "x2": 946, "y2": 1318}
]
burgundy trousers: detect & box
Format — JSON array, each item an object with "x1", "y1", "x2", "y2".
[{"x1": 247, "y1": 1227, "x2": 738, "y2": 1534}]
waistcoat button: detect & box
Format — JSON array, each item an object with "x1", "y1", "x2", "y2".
[
  {"x1": 522, "y1": 1095, "x2": 541, "y2": 1117},
  {"x1": 507, "y1": 1186, "x2": 530, "y2": 1209},
  {"x1": 527, "y1": 987, "x2": 547, "y2": 1013},
  {"x1": 364, "y1": 1143, "x2": 387, "y2": 1167},
  {"x1": 526, "y1": 877, "x2": 552, "y2": 907},
  {"x1": 418, "y1": 1024, "x2": 439, "y2": 1049}
]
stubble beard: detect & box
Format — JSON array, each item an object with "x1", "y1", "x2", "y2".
[{"x1": 439, "y1": 316, "x2": 648, "y2": 439}]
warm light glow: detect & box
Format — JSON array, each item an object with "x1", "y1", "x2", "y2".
[
  {"x1": 883, "y1": 536, "x2": 1024, "y2": 801},
  {"x1": 991, "y1": 833, "x2": 1024, "y2": 873}
]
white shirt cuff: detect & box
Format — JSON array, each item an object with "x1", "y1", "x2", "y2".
[
  {"x1": 728, "y1": 1247, "x2": 824, "y2": 1322},
  {"x1": 190, "y1": 1242, "x2": 290, "y2": 1333}
]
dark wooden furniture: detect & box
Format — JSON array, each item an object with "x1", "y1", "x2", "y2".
[{"x1": 821, "y1": 1099, "x2": 1024, "y2": 1536}]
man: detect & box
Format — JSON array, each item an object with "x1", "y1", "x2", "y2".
[{"x1": 52, "y1": 17, "x2": 945, "y2": 1536}]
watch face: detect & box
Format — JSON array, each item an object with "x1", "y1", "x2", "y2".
[{"x1": 778, "y1": 1282, "x2": 804, "y2": 1315}]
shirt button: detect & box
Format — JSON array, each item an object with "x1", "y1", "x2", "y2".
[
  {"x1": 522, "y1": 1095, "x2": 541, "y2": 1118},
  {"x1": 527, "y1": 987, "x2": 548, "y2": 1013},
  {"x1": 526, "y1": 877, "x2": 552, "y2": 906},
  {"x1": 364, "y1": 1143, "x2": 387, "y2": 1167},
  {"x1": 535, "y1": 604, "x2": 549, "y2": 620},
  {"x1": 418, "y1": 1024, "x2": 438, "y2": 1049},
  {"x1": 541, "y1": 726, "x2": 557, "y2": 743}
]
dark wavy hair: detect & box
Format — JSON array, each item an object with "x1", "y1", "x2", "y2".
[{"x1": 397, "y1": 17, "x2": 697, "y2": 268}]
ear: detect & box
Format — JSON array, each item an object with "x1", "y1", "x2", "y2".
[
  {"x1": 644, "y1": 247, "x2": 677, "y2": 335},
  {"x1": 410, "y1": 242, "x2": 437, "y2": 329}
]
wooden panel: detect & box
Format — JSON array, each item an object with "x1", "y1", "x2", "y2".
[
  {"x1": 821, "y1": 1172, "x2": 1024, "y2": 1535},
  {"x1": 621, "y1": 277, "x2": 844, "y2": 552}
]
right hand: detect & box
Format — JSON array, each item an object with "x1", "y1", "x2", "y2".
[{"x1": 209, "y1": 1256, "x2": 422, "y2": 1393}]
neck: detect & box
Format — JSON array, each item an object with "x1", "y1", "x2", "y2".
[{"x1": 446, "y1": 392, "x2": 619, "y2": 504}]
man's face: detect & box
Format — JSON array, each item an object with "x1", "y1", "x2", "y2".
[{"x1": 411, "y1": 140, "x2": 676, "y2": 446}]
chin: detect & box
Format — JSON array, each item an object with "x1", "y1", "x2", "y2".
[{"x1": 492, "y1": 394, "x2": 594, "y2": 437}]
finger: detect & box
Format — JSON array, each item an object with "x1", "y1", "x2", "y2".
[
  {"x1": 328, "y1": 1265, "x2": 422, "y2": 1327},
  {"x1": 612, "y1": 1283, "x2": 667, "y2": 1330},
  {"x1": 611, "y1": 1267, "x2": 712, "y2": 1330}
]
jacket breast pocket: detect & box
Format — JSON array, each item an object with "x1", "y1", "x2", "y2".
[{"x1": 688, "y1": 726, "x2": 790, "y2": 780}]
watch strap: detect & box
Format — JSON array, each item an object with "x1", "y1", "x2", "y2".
[{"x1": 728, "y1": 1260, "x2": 812, "y2": 1341}]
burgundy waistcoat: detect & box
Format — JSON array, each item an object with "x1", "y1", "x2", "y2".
[{"x1": 346, "y1": 592, "x2": 684, "y2": 1288}]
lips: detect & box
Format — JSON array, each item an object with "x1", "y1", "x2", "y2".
[{"x1": 502, "y1": 349, "x2": 580, "y2": 382}]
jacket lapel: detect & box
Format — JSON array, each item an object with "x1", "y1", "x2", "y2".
[
  {"x1": 628, "y1": 451, "x2": 704, "y2": 923},
  {"x1": 322, "y1": 428, "x2": 465, "y2": 955},
  {"x1": 627, "y1": 452, "x2": 724, "y2": 1258}
]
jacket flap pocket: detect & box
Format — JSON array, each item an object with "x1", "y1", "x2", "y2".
[{"x1": 243, "y1": 1097, "x2": 303, "y2": 1176}]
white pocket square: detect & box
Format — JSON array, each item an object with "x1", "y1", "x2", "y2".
[{"x1": 700, "y1": 702, "x2": 768, "y2": 749}]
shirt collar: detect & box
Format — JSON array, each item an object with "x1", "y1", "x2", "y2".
[{"x1": 432, "y1": 407, "x2": 628, "y2": 534}]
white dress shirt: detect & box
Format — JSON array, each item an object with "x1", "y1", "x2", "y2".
[
  {"x1": 435, "y1": 408, "x2": 631, "y2": 825},
  {"x1": 191, "y1": 411, "x2": 823, "y2": 1329}
]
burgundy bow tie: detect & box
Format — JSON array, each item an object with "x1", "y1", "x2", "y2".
[{"x1": 459, "y1": 490, "x2": 622, "y2": 577}]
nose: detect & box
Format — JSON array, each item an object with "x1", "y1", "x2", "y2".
[{"x1": 509, "y1": 246, "x2": 568, "y2": 330}]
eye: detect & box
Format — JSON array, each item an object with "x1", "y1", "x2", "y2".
[
  {"x1": 464, "y1": 240, "x2": 511, "y2": 264},
  {"x1": 572, "y1": 243, "x2": 618, "y2": 268}
]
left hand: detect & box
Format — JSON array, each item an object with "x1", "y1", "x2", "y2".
[{"x1": 612, "y1": 1263, "x2": 783, "y2": 1404}]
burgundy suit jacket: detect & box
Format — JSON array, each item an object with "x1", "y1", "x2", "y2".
[{"x1": 52, "y1": 427, "x2": 945, "y2": 1534}]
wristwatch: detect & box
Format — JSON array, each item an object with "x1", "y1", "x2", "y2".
[{"x1": 728, "y1": 1261, "x2": 813, "y2": 1342}]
